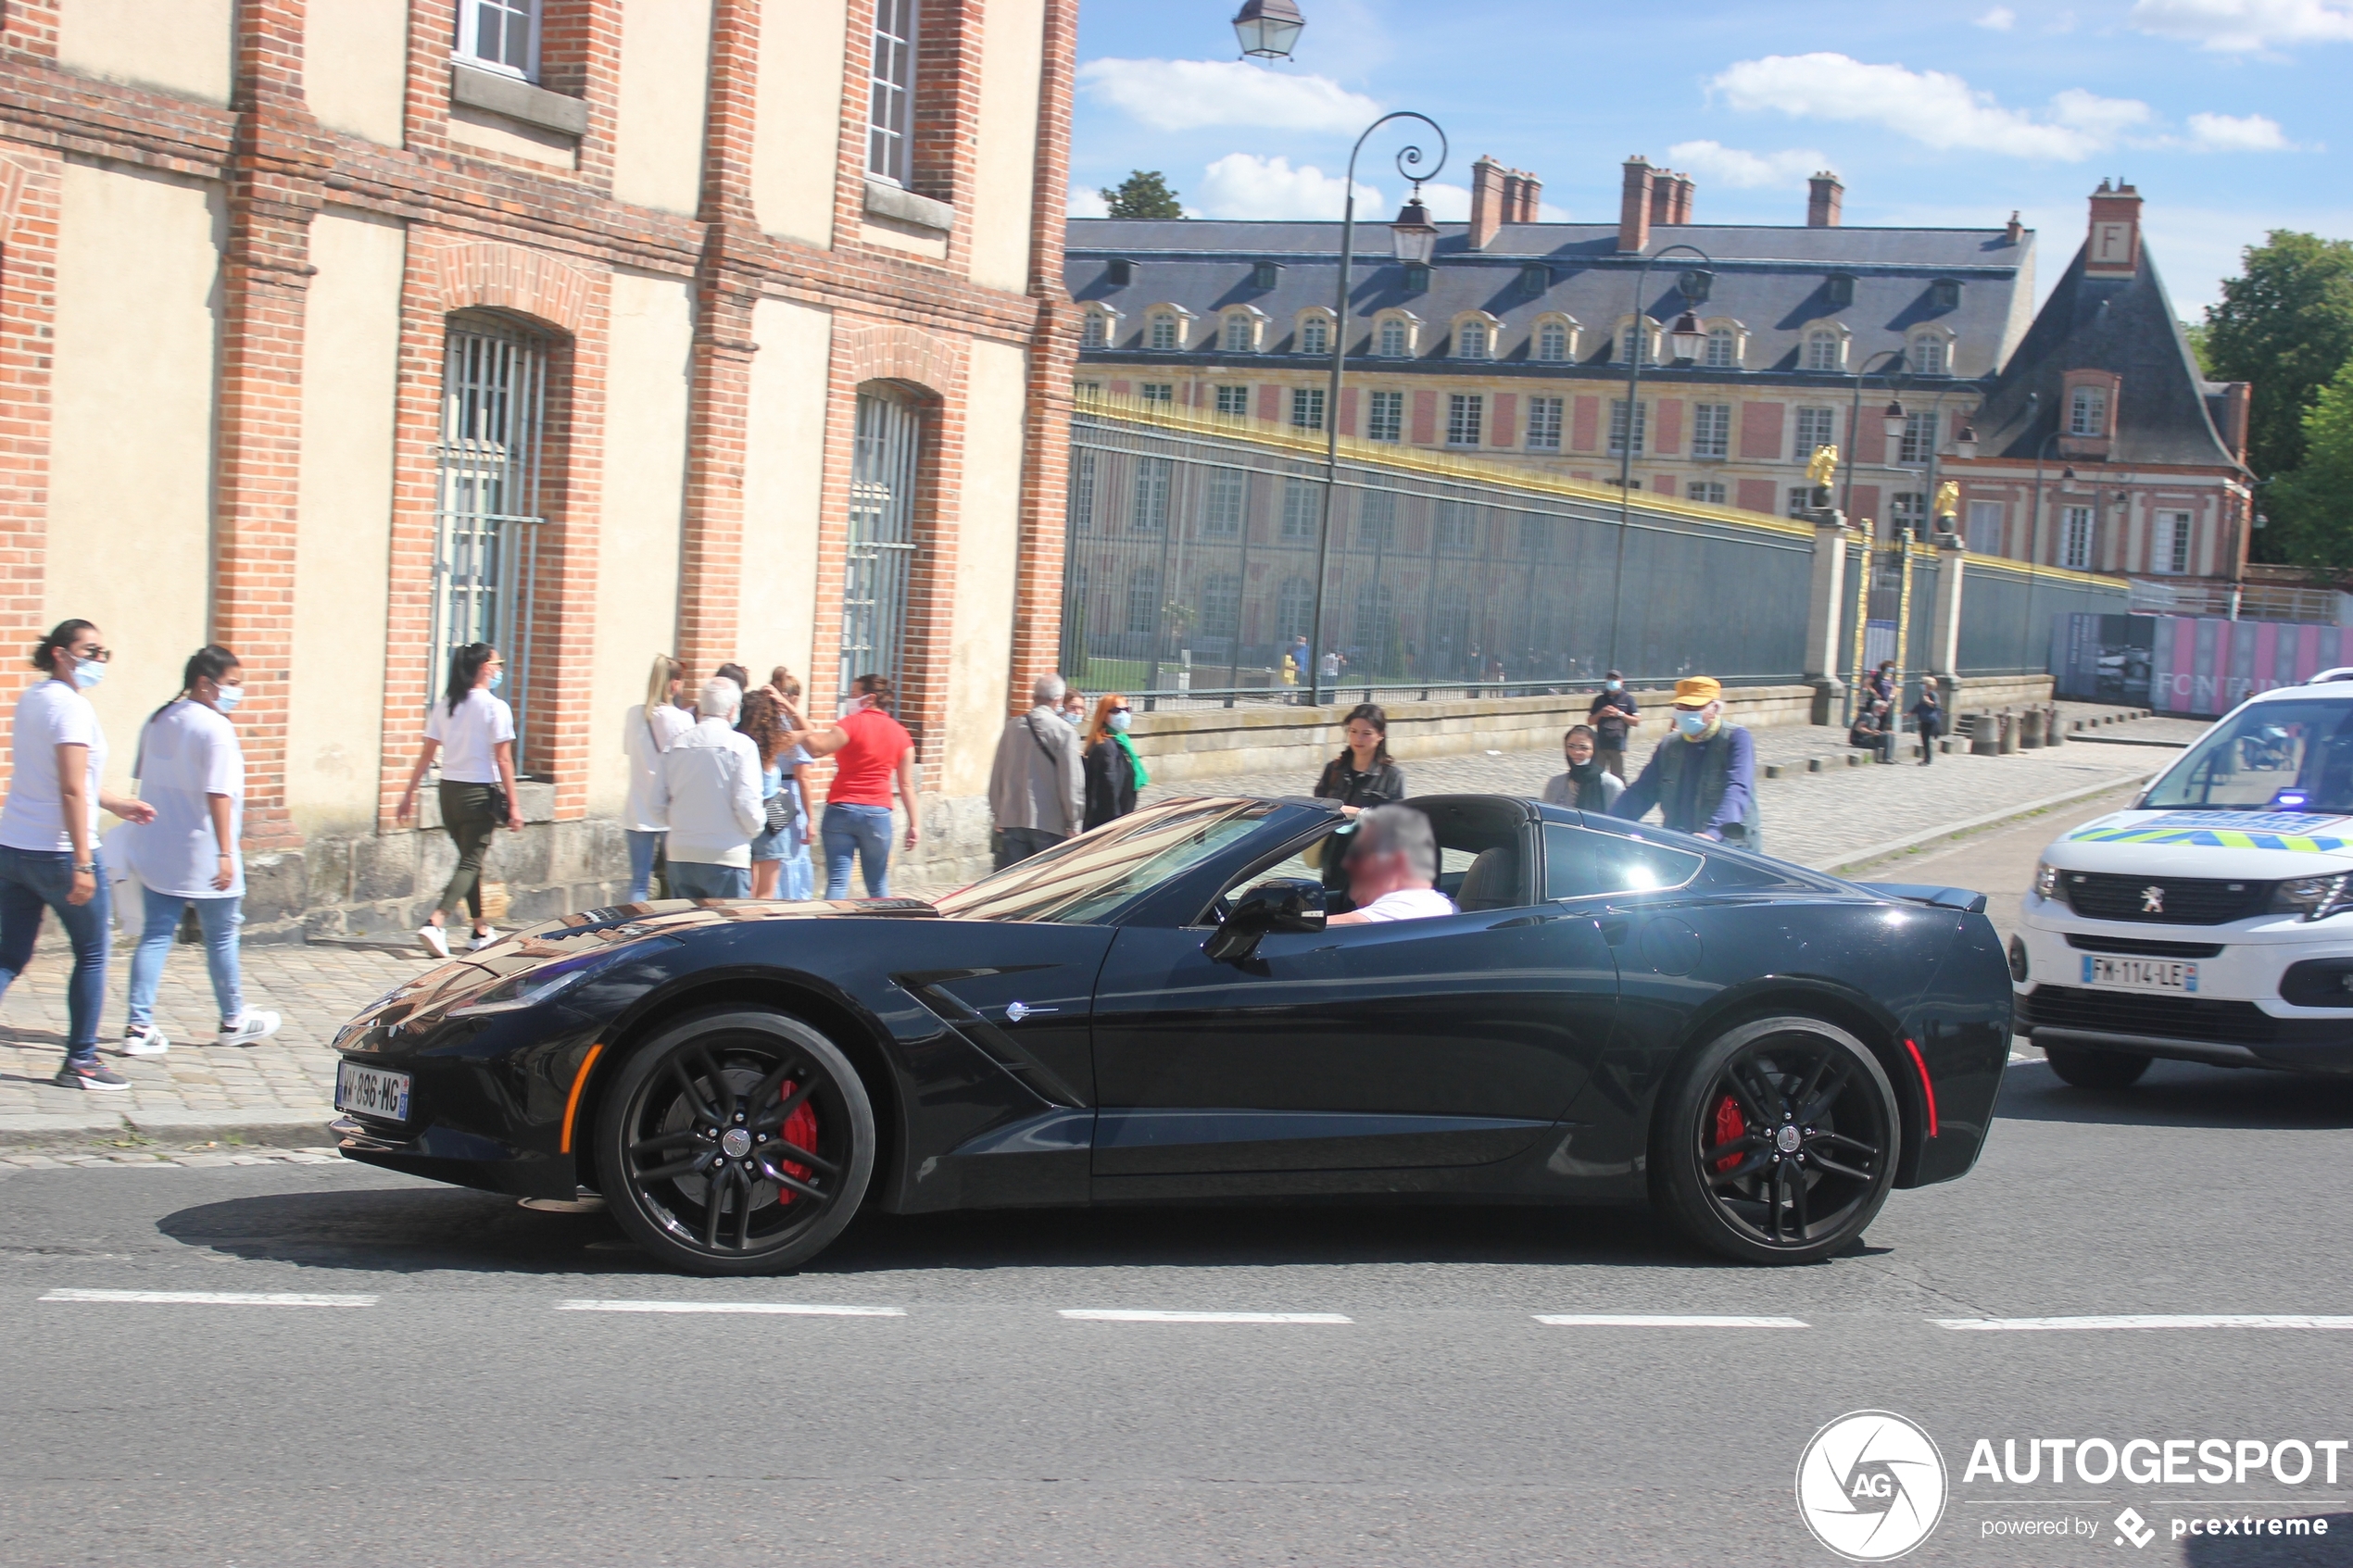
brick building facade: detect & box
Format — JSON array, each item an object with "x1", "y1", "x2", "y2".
[{"x1": 0, "y1": 0, "x2": 1078, "y2": 931}]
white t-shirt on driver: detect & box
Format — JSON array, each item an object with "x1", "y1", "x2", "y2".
[
  {"x1": 0, "y1": 679, "x2": 107, "y2": 853},
  {"x1": 1347, "y1": 886, "x2": 1457, "y2": 923}
]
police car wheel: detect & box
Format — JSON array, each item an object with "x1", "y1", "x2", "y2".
[{"x1": 2042, "y1": 1042, "x2": 2152, "y2": 1090}]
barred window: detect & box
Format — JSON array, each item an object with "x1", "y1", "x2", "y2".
[
  {"x1": 1688, "y1": 481, "x2": 1727, "y2": 506},
  {"x1": 458, "y1": 0, "x2": 539, "y2": 81},
  {"x1": 1692, "y1": 402, "x2": 1731, "y2": 459},
  {"x1": 435, "y1": 313, "x2": 548, "y2": 752},
  {"x1": 1446, "y1": 393, "x2": 1483, "y2": 447},
  {"x1": 1536, "y1": 321, "x2": 1569, "y2": 362},
  {"x1": 866, "y1": 0, "x2": 916, "y2": 183},
  {"x1": 1281, "y1": 477, "x2": 1318, "y2": 540},
  {"x1": 1299, "y1": 316, "x2": 1329, "y2": 356},
  {"x1": 1290, "y1": 386, "x2": 1326, "y2": 431},
  {"x1": 1608, "y1": 399, "x2": 1646, "y2": 457},
  {"x1": 1214, "y1": 384, "x2": 1251, "y2": 417},
  {"x1": 1378, "y1": 319, "x2": 1410, "y2": 358},
  {"x1": 1526, "y1": 396, "x2": 1563, "y2": 451},
  {"x1": 1367, "y1": 389, "x2": 1403, "y2": 443},
  {"x1": 1202, "y1": 470, "x2": 1244, "y2": 537},
  {"x1": 1704, "y1": 326, "x2": 1739, "y2": 369},
  {"x1": 1793, "y1": 407, "x2": 1838, "y2": 461}
]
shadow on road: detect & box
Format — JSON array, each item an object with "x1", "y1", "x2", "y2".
[{"x1": 1996, "y1": 1056, "x2": 2353, "y2": 1131}]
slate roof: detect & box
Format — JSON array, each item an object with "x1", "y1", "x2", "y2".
[
  {"x1": 1971, "y1": 240, "x2": 2245, "y2": 470},
  {"x1": 1066, "y1": 218, "x2": 2035, "y2": 383}
]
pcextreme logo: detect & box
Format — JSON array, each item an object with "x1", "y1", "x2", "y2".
[{"x1": 1796, "y1": 1410, "x2": 1950, "y2": 1562}]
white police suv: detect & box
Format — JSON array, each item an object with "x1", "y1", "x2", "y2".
[{"x1": 2015, "y1": 675, "x2": 2353, "y2": 1086}]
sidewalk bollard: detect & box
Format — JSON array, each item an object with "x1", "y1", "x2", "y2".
[
  {"x1": 1970, "y1": 711, "x2": 2001, "y2": 756},
  {"x1": 1999, "y1": 709, "x2": 2019, "y2": 755},
  {"x1": 2045, "y1": 706, "x2": 2065, "y2": 746},
  {"x1": 2020, "y1": 707, "x2": 2045, "y2": 748}
]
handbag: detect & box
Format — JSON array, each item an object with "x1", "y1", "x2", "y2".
[
  {"x1": 488, "y1": 784, "x2": 510, "y2": 825},
  {"x1": 764, "y1": 776, "x2": 793, "y2": 834}
]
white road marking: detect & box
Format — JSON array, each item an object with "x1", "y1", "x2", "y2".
[
  {"x1": 556, "y1": 1299, "x2": 906, "y2": 1316},
  {"x1": 1933, "y1": 1314, "x2": 2353, "y2": 1331},
  {"x1": 41, "y1": 1288, "x2": 377, "y2": 1308},
  {"x1": 1535, "y1": 1313, "x2": 1810, "y2": 1329},
  {"x1": 1060, "y1": 1309, "x2": 1353, "y2": 1323}
]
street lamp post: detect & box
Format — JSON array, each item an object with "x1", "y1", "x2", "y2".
[
  {"x1": 1305, "y1": 111, "x2": 1446, "y2": 709},
  {"x1": 1840, "y1": 350, "x2": 1906, "y2": 525},
  {"x1": 1603, "y1": 244, "x2": 1713, "y2": 673}
]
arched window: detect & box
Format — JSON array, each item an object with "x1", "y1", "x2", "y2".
[
  {"x1": 842, "y1": 383, "x2": 923, "y2": 699},
  {"x1": 1619, "y1": 322, "x2": 1654, "y2": 365},
  {"x1": 1704, "y1": 325, "x2": 1740, "y2": 369},
  {"x1": 1148, "y1": 313, "x2": 1179, "y2": 351},
  {"x1": 1455, "y1": 320, "x2": 1491, "y2": 359},
  {"x1": 437, "y1": 310, "x2": 551, "y2": 753},
  {"x1": 2069, "y1": 385, "x2": 2108, "y2": 437},
  {"x1": 1298, "y1": 315, "x2": 1329, "y2": 356},
  {"x1": 1222, "y1": 312, "x2": 1257, "y2": 353},
  {"x1": 1536, "y1": 320, "x2": 1569, "y2": 362},
  {"x1": 1081, "y1": 310, "x2": 1110, "y2": 349},
  {"x1": 1804, "y1": 329, "x2": 1843, "y2": 372},
  {"x1": 1911, "y1": 334, "x2": 1949, "y2": 375}
]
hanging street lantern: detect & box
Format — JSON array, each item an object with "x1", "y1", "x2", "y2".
[
  {"x1": 1883, "y1": 398, "x2": 1907, "y2": 442},
  {"x1": 1232, "y1": 0, "x2": 1305, "y2": 60},
  {"x1": 1389, "y1": 191, "x2": 1438, "y2": 265},
  {"x1": 1668, "y1": 309, "x2": 1707, "y2": 362}
]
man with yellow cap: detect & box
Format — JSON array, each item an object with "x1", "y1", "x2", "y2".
[{"x1": 1610, "y1": 675, "x2": 1761, "y2": 848}]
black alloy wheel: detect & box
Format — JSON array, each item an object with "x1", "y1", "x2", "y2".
[
  {"x1": 593, "y1": 1008, "x2": 875, "y2": 1275},
  {"x1": 1654, "y1": 1015, "x2": 1901, "y2": 1266},
  {"x1": 2042, "y1": 1042, "x2": 2152, "y2": 1090}
]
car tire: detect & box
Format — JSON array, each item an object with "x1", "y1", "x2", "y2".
[
  {"x1": 594, "y1": 1007, "x2": 875, "y2": 1275},
  {"x1": 1652, "y1": 1014, "x2": 1902, "y2": 1267},
  {"x1": 2041, "y1": 1042, "x2": 2152, "y2": 1090}
]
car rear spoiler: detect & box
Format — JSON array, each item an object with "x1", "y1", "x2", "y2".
[{"x1": 1856, "y1": 881, "x2": 1989, "y2": 914}]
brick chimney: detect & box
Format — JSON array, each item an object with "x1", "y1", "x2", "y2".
[
  {"x1": 1671, "y1": 171, "x2": 1694, "y2": 223},
  {"x1": 1469, "y1": 155, "x2": 1506, "y2": 250},
  {"x1": 1514, "y1": 170, "x2": 1542, "y2": 221},
  {"x1": 1806, "y1": 170, "x2": 1843, "y2": 228},
  {"x1": 1618, "y1": 156, "x2": 1654, "y2": 252},
  {"x1": 2086, "y1": 178, "x2": 2142, "y2": 275},
  {"x1": 2005, "y1": 209, "x2": 2023, "y2": 244}
]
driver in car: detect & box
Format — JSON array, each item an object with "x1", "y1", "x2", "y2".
[{"x1": 1327, "y1": 805, "x2": 1457, "y2": 925}]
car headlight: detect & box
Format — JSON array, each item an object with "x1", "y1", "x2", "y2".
[
  {"x1": 2271, "y1": 874, "x2": 2353, "y2": 922},
  {"x1": 2033, "y1": 861, "x2": 2060, "y2": 900},
  {"x1": 447, "y1": 935, "x2": 684, "y2": 1017}
]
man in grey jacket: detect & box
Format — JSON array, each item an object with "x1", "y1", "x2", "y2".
[
  {"x1": 651, "y1": 677, "x2": 765, "y2": 900},
  {"x1": 988, "y1": 673, "x2": 1085, "y2": 870}
]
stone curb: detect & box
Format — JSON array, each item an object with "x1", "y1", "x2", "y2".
[
  {"x1": 1811, "y1": 768, "x2": 2163, "y2": 877},
  {"x1": 0, "y1": 1110, "x2": 336, "y2": 1151}
]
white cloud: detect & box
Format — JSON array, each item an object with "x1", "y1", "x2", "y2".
[
  {"x1": 1418, "y1": 182, "x2": 1469, "y2": 221},
  {"x1": 1708, "y1": 53, "x2": 2149, "y2": 160},
  {"x1": 1666, "y1": 140, "x2": 1830, "y2": 189},
  {"x1": 1192, "y1": 154, "x2": 1384, "y2": 220},
  {"x1": 1067, "y1": 183, "x2": 1110, "y2": 219},
  {"x1": 2129, "y1": 0, "x2": 2353, "y2": 52},
  {"x1": 1975, "y1": 6, "x2": 2017, "y2": 27},
  {"x1": 2183, "y1": 109, "x2": 2297, "y2": 149},
  {"x1": 1076, "y1": 58, "x2": 1382, "y2": 135}
]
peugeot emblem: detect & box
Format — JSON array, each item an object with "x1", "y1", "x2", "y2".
[{"x1": 2141, "y1": 884, "x2": 2165, "y2": 914}]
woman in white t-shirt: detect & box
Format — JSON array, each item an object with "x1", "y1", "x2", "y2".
[
  {"x1": 120, "y1": 646, "x2": 281, "y2": 1055},
  {"x1": 622, "y1": 653, "x2": 691, "y2": 901},
  {"x1": 0, "y1": 620, "x2": 156, "y2": 1092},
  {"x1": 396, "y1": 643, "x2": 523, "y2": 958}
]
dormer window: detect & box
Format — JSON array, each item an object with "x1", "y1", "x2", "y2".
[
  {"x1": 1081, "y1": 310, "x2": 1109, "y2": 349},
  {"x1": 1824, "y1": 273, "x2": 1856, "y2": 309},
  {"x1": 2069, "y1": 385, "x2": 2108, "y2": 438},
  {"x1": 1298, "y1": 313, "x2": 1330, "y2": 356},
  {"x1": 1104, "y1": 258, "x2": 1133, "y2": 287},
  {"x1": 1252, "y1": 261, "x2": 1282, "y2": 290},
  {"x1": 1376, "y1": 314, "x2": 1416, "y2": 358},
  {"x1": 1704, "y1": 325, "x2": 1741, "y2": 370},
  {"x1": 1519, "y1": 263, "x2": 1550, "y2": 296},
  {"x1": 1804, "y1": 328, "x2": 1845, "y2": 372},
  {"x1": 1536, "y1": 320, "x2": 1571, "y2": 362},
  {"x1": 1220, "y1": 308, "x2": 1265, "y2": 353},
  {"x1": 1455, "y1": 320, "x2": 1491, "y2": 359},
  {"x1": 1618, "y1": 320, "x2": 1656, "y2": 365},
  {"x1": 1403, "y1": 263, "x2": 1430, "y2": 294},
  {"x1": 1909, "y1": 332, "x2": 1950, "y2": 376},
  {"x1": 1931, "y1": 278, "x2": 1962, "y2": 310},
  {"x1": 1148, "y1": 313, "x2": 1180, "y2": 351}
]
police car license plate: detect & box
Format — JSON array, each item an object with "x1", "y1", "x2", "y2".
[
  {"x1": 335, "y1": 1061, "x2": 411, "y2": 1122},
  {"x1": 2082, "y1": 955, "x2": 2197, "y2": 994}
]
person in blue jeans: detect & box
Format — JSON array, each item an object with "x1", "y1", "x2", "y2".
[
  {"x1": 797, "y1": 673, "x2": 918, "y2": 899},
  {"x1": 0, "y1": 620, "x2": 157, "y2": 1091}
]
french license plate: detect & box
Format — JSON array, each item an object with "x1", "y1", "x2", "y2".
[
  {"x1": 2082, "y1": 954, "x2": 2198, "y2": 994},
  {"x1": 335, "y1": 1061, "x2": 412, "y2": 1122}
]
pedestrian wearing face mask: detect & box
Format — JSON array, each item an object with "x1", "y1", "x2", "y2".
[
  {"x1": 1587, "y1": 671, "x2": 1641, "y2": 780},
  {"x1": 1060, "y1": 686, "x2": 1088, "y2": 729},
  {"x1": 1612, "y1": 675, "x2": 1760, "y2": 848},
  {"x1": 987, "y1": 672, "x2": 1084, "y2": 870},
  {"x1": 396, "y1": 642, "x2": 523, "y2": 957},
  {"x1": 0, "y1": 620, "x2": 157, "y2": 1091},
  {"x1": 1541, "y1": 724, "x2": 1625, "y2": 813},
  {"x1": 1082, "y1": 693, "x2": 1148, "y2": 831},
  {"x1": 120, "y1": 646, "x2": 281, "y2": 1054}
]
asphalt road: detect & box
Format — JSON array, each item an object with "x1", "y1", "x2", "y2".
[{"x1": 6, "y1": 788, "x2": 2351, "y2": 1568}]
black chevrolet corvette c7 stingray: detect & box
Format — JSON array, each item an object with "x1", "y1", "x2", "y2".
[{"x1": 328, "y1": 793, "x2": 2010, "y2": 1273}]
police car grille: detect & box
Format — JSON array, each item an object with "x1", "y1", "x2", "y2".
[
  {"x1": 2059, "y1": 872, "x2": 2269, "y2": 925},
  {"x1": 2020, "y1": 985, "x2": 2283, "y2": 1046}
]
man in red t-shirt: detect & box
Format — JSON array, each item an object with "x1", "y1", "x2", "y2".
[{"x1": 796, "y1": 672, "x2": 919, "y2": 898}]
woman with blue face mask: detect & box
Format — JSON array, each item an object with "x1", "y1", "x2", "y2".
[
  {"x1": 0, "y1": 620, "x2": 158, "y2": 1091},
  {"x1": 396, "y1": 643, "x2": 522, "y2": 958},
  {"x1": 1081, "y1": 693, "x2": 1147, "y2": 831},
  {"x1": 120, "y1": 646, "x2": 281, "y2": 1055}
]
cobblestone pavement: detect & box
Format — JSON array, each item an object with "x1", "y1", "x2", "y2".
[{"x1": 0, "y1": 707, "x2": 2184, "y2": 1146}]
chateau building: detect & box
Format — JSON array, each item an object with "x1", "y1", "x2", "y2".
[{"x1": 0, "y1": 0, "x2": 1079, "y2": 923}]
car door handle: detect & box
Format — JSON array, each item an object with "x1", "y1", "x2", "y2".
[{"x1": 1598, "y1": 918, "x2": 1631, "y2": 947}]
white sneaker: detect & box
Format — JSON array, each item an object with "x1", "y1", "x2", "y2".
[
  {"x1": 468, "y1": 928, "x2": 500, "y2": 951},
  {"x1": 216, "y1": 1011, "x2": 282, "y2": 1047},
  {"x1": 120, "y1": 1025, "x2": 170, "y2": 1058},
  {"x1": 418, "y1": 923, "x2": 451, "y2": 959}
]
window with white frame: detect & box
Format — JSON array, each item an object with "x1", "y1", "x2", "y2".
[
  {"x1": 1618, "y1": 323, "x2": 1653, "y2": 365},
  {"x1": 1081, "y1": 311, "x2": 1109, "y2": 349},
  {"x1": 2069, "y1": 385, "x2": 2108, "y2": 437},
  {"x1": 1967, "y1": 499, "x2": 2005, "y2": 556},
  {"x1": 1899, "y1": 408, "x2": 1938, "y2": 466},
  {"x1": 2158, "y1": 509, "x2": 2193, "y2": 573},
  {"x1": 2062, "y1": 505, "x2": 2095, "y2": 569},
  {"x1": 1704, "y1": 326, "x2": 1740, "y2": 370},
  {"x1": 458, "y1": 0, "x2": 540, "y2": 81},
  {"x1": 1290, "y1": 386, "x2": 1325, "y2": 431},
  {"x1": 1608, "y1": 398, "x2": 1646, "y2": 457},
  {"x1": 1367, "y1": 389, "x2": 1403, "y2": 443},
  {"x1": 1378, "y1": 318, "x2": 1411, "y2": 358},
  {"x1": 1446, "y1": 393, "x2": 1484, "y2": 446},
  {"x1": 1793, "y1": 407, "x2": 1838, "y2": 462},
  {"x1": 1688, "y1": 481, "x2": 1727, "y2": 505},
  {"x1": 1912, "y1": 334, "x2": 1949, "y2": 375},
  {"x1": 1892, "y1": 492, "x2": 1926, "y2": 530},
  {"x1": 866, "y1": 0, "x2": 917, "y2": 183},
  {"x1": 1692, "y1": 403, "x2": 1730, "y2": 459},
  {"x1": 1527, "y1": 396, "x2": 1563, "y2": 451},
  {"x1": 1139, "y1": 383, "x2": 1173, "y2": 403},
  {"x1": 1281, "y1": 477, "x2": 1318, "y2": 539},
  {"x1": 1223, "y1": 313, "x2": 1257, "y2": 353},
  {"x1": 1148, "y1": 314, "x2": 1179, "y2": 351},
  {"x1": 1455, "y1": 320, "x2": 1491, "y2": 359},
  {"x1": 1299, "y1": 315, "x2": 1329, "y2": 357},
  {"x1": 1804, "y1": 330, "x2": 1843, "y2": 372},
  {"x1": 1536, "y1": 320, "x2": 1570, "y2": 362},
  {"x1": 1214, "y1": 384, "x2": 1250, "y2": 418},
  {"x1": 1131, "y1": 458, "x2": 1170, "y2": 533},
  {"x1": 1202, "y1": 471, "x2": 1245, "y2": 537}
]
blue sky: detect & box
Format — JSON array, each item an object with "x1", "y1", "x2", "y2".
[{"x1": 1068, "y1": 0, "x2": 2353, "y2": 312}]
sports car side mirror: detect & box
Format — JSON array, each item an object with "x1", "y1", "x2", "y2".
[{"x1": 1205, "y1": 879, "x2": 1327, "y2": 962}]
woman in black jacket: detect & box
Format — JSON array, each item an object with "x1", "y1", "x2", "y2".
[
  {"x1": 1314, "y1": 702, "x2": 1406, "y2": 814},
  {"x1": 1081, "y1": 693, "x2": 1144, "y2": 831}
]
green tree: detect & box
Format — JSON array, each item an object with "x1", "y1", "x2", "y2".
[
  {"x1": 2181, "y1": 319, "x2": 2211, "y2": 376},
  {"x1": 2201, "y1": 231, "x2": 2353, "y2": 481},
  {"x1": 2269, "y1": 358, "x2": 2353, "y2": 571},
  {"x1": 1101, "y1": 169, "x2": 1184, "y2": 220}
]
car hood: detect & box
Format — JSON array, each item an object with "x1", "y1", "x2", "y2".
[{"x1": 2042, "y1": 809, "x2": 2353, "y2": 879}]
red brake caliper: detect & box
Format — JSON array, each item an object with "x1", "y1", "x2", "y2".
[
  {"x1": 1712, "y1": 1095, "x2": 1746, "y2": 1173},
  {"x1": 775, "y1": 1085, "x2": 819, "y2": 1198}
]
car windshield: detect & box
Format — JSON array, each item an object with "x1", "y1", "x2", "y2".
[
  {"x1": 2142, "y1": 697, "x2": 2353, "y2": 814},
  {"x1": 933, "y1": 798, "x2": 1283, "y2": 924}
]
